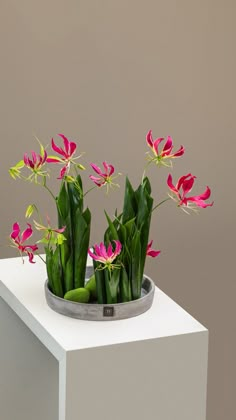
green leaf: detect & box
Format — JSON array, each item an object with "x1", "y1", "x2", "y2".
[
  {"x1": 64, "y1": 254, "x2": 73, "y2": 293},
  {"x1": 120, "y1": 267, "x2": 132, "y2": 302},
  {"x1": 104, "y1": 211, "x2": 119, "y2": 244},
  {"x1": 45, "y1": 248, "x2": 54, "y2": 293},
  {"x1": 93, "y1": 259, "x2": 106, "y2": 303},
  {"x1": 108, "y1": 268, "x2": 120, "y2": 304},
  {"x1": 46, "y1": 247, "x2": 64, "y2": 297},
  {"x1": 73, "y1": 208, "x2": 91, "y2": 288},
  {"x1": 130, "y1": 229, "x2": 142, "y2": 299},
  {"x1": 57, "y1": 182, "x2": 70, "y2": 224},
  {"x1": 122, "y1": 177, "x2": 136, "y2": 224}
]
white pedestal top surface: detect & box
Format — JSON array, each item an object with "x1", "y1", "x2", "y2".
[{"x1": 0, "y1": 256, "x2": 206, "y2": 356}]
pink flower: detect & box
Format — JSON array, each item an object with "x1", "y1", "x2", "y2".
[
  {"x1": 24, "y1": 149, "x2": 47, "y2": 171},
  {"x1": 46, "y1": 134, "x2": 77, "y2": 179},
  {"x1": 10, "y1": 222, "x2": 38, "y2": 263},
  {"x1": 34, "y1": 216, "x2": 66, "y2": 244},
  {"x1": 146, "y1": 130, "x2": 184, "y2": 166},
  {"x1": 89, "y1": 161, "x2": 116, "y2": 189},
  {"x1": 146, "y1": 240, "x2": 161, "y2": 258},
  {"x1": 88, "y1": 240, "x2": 122, "y2": 266},
  {"x1": 167, "y1": 173, "x2": 213, "y2": 210}
]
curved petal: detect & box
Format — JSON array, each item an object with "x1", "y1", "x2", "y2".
[
  {"x1": 58, "y1": 166, "x2": 67, "y2": 179},
  {"x1": 23, "y1": 153, "x2": 28, "y2": 166},
  {"x1": 187, "y1": 197, "x2": 214, "y2": 208},
  {"x1": 89, "y1": 175, "x2": 104, "y2": 186},
  {"x1": 176, "y1": 173, "x2": 192, "y2": 191},
  {"x1": 90, "y1": 163, "x2": 102, "y2": 175},
  {"x1": 146, "y1": 240, "x2": 160, "y2": 257},
  {"x1": 162, "y1": 136, "x2": 173, "y2": 156},
  {"x1": 191, "y1": 186, "x2": 212, "y2": 201},
  {"x1": 69, "y1": 142, "x2": 77, "y2": 156},
  {"x1": 51, "y1": 138, "x2": 65, "y2": 157},
  {"x1": 147, "y1": 249, "x2": 161, "y2": 258},
  {"x1": 11, "y1": 222, "x2": 20, "y2": 240},
  {"x1": 113, "y1": 240, "x2": 122, "y2": 257},
  {"x1": 27, "y1": 251, "x2": 35, "y2": 263},
  {"x1": 31, "y1": 151, "x2": 37, "y2": 164},
  {"x1": 181, "y1": 176, "x2": 196, "y2": 196},
  {"x1": 27, "y1": 158, "x2": 34, "y2": 169},
  {"x1": 146, "y1": 130, "x2": 154, "y2": 148},
  {"x1": 171, "y1": 145, "x2": 185, "y2": 157},
  {"x1": 46, "y1": 156, "x2": 62, "y2": 163},
  {"x1": 103, "y1": 161, "x2": 114, "y2": 176},
  {"x1": 167, "y1": 174, "x2": 179, "y2": 194},
  {"x1": 94, "y1": 243, "x2": 101, "y2": 256},
  {"x1": 58, "y1": 134, "x2": 70, "y2": 154},
  {"x1": 21, "y1": 223, "x2": 33, "y2": 243},
  {"x1": 153, "y1": 137, "x2": 164, "y2": 156},
  {"x1": 54, "y1": 226, "x2": 66, "y2": 234},
  {"x1": 107, "y1": 243, "x2": 113, "y2": 258},
  {"x1": 88, "y1": 248, "x2": 99, "y2": 260},
  {"x1": 100, "y1": 242, "x2": 108, "y2": 259}
]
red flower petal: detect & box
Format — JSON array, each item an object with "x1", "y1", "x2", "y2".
[
  {"x1": 172, "y1": 145, "x2": 185, "y2": 157},
  {"x1": 176, "y1": 173, "x2": 192, "y2": 191},
  {"x1": 162, "y1": 136, "x2": 173, "y2": 156},
  {"x1": 167, "y1": 174, "x2": 179, "y2": 194},
  {"x1": 11, "y1": 222, "x2": 20, "y2": 240},
  {"x1": 146, "y1": 130, "x2": 154, "y2": 148},
  {"x1": 103, "y1": 161, "x2": 114, "y2": 176},
  {"x1": 51, "y1": 138, "x2": 66, "y2": 158},
  {"x1": 21, "y1": 223, "x2": 33, "y2": 243}
]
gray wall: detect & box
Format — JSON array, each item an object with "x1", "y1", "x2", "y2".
[{"x1": 0, "y1": 1, "x2": 235, "y2": 419}]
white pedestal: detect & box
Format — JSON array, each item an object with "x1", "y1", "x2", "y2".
[{"x1": 0, "y1": 256, "x2": 208, "y2": 420}]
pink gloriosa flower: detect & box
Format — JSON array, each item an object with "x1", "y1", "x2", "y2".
[
  {"x1": 89, "y1": 161, "x2": 117, "y2": 191},
  {"x1": 167, "y1": 173, "x2": 213, "y2": 211},
  {"x1": 24, "y1": 150, "x2": 48, "y2": 171},
  {"x1": 88, "y1": 240, "x2": 122, "y2": 267},
  {"x1": 10, "y1": 222, "x2": 38, "y2": 263},
  {"x1": 146, "y1": 240, "x2": 161, "y2": 258},
  {"x1": 34, "y1": 216, "x2": 66, "y2": 244},
  {"x1": 146, "y1": 130, "x2": 184, "y2": 166},
  {"x1": 46, "y1": 134, "x2": 78, "y2": 179}
]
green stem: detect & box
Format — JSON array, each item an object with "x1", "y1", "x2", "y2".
[
  {"x1": 83, "y1": 186, "x2": 96, "y2": 197},
  {"x1": 43, "y1": 183, "x2": 56, "y2": 201},
  {"x1": 36, "y1": 253, "x2": 46, "y2": 264},
  {"x1": 152, "y1": 197, "x2": 171, "y2": 212},
  {"x1": 141, "y1": 159, "x2": 154, "y2": 184}
]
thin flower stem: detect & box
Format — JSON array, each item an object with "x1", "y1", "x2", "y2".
[
  {"x1": 141, "y1": 160, "x2": 153, "y2": 183},
  {"x1": 43, "y1": 183, "x2": 56, "y2": 201},
  {"x1": 36, "y1": 253, "x2": 46, "y2": 264},
  {"x1": 73, "y1": 164, "x2": 79, "y2": 177},
  {"x1": 83, "y1": 186, "x2": 96, "y2": 197},
  {"x1": 152, "y1": 197, "x2": 171, "y2": 212}
]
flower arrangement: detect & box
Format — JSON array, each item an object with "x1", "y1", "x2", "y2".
[{"x1": 9, "y1": 131, "x2": 213, "y2": 307}]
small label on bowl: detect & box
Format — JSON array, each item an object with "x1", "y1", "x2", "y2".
[{"x1": 103, "y1": 306, "x2": 114, "y2": 317}]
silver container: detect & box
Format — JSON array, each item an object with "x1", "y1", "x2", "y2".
[{"x1": 44, "y1": 266, "x2": 155, "y2": 321}]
